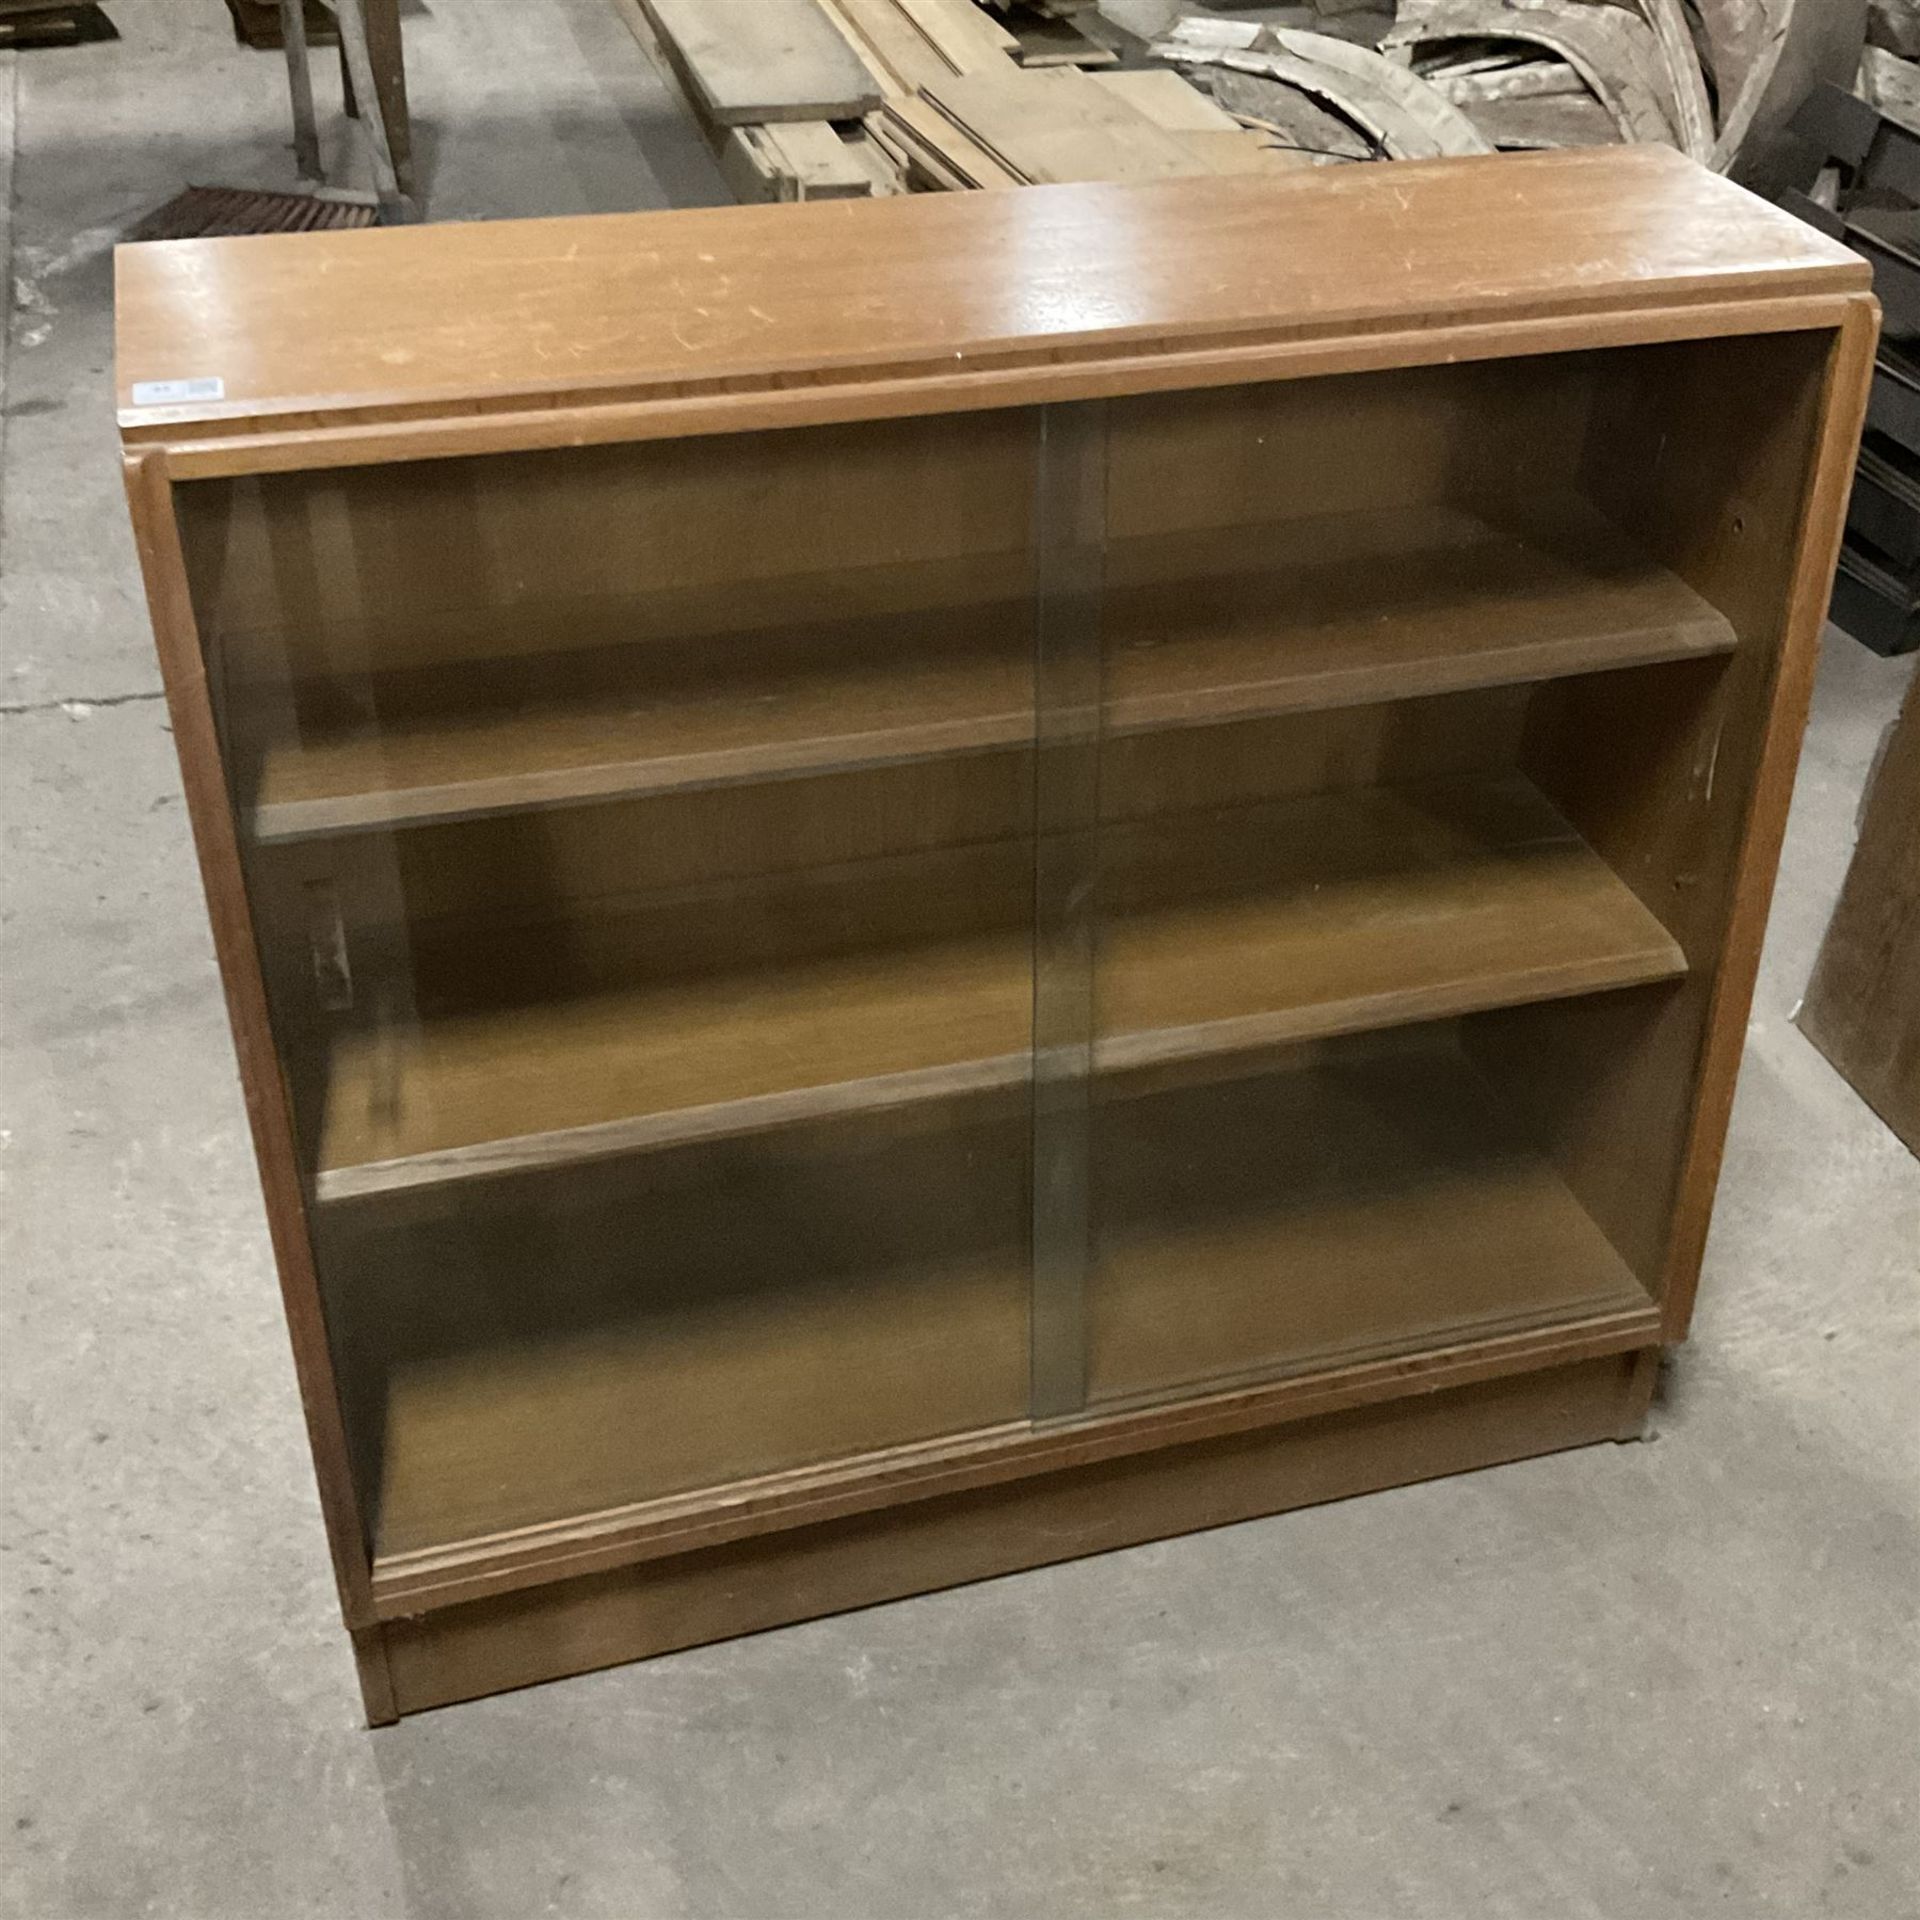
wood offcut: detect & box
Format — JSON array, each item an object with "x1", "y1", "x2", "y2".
[
  {"x1": 642, "y1": 0, "x2": 881, "y2": 125},
  {"x1": 1799, "y1": 669, "x2": 1920, "y2": 1155}
]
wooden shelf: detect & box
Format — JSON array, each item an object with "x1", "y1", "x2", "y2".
[
  {"x1": 250, "y1": 496, "x2": 1732, "y2": 841},
  {"x1": 1104, "y1": 496, "x2": 1733, "y2": 733},
  {"x1": 328, "y1": 1117, "x2": 1034, "y2": 1557},
  {"x1": 348, "y1": 1030, "x2": 1651, "y2": 1557},
  {"x1": 246, "y1": 552, "x2": 1036, "y2": 841},
  {"x1": 313, "y1": 772, "x2": 1685, "y2": 1201},
  {"x1": 1090, "y1": 1035, "x2": 1655, "y2": 1403}
]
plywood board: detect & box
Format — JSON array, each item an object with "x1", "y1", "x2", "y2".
[
  {"x1": 642, "y1": 0, "x2": 880, "y2": 125},
  {"x1": 1091, "y1": 66, "x2": 1244, "y2": 132},
  {"x1": 876, "y1": 94, "x2": 1026, "y2": 185},
  {"x1": 924, "y1": 67, "x2": 1233, "y2": 183},
  {"x1": 1799, "y1": 669, "x2": 1920, "y2": 1155}
]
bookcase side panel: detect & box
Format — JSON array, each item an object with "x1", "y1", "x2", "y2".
[
  {"x1": 123, "y1": 452, "x2": 379, "y2": 1625},
  {"x1": 1481, "y1": 312, "x2": 1878, "y2": 1320}
]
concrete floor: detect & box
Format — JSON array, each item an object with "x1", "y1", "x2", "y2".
[{"x1": 3, "y1": 5, "x2": 1918, "y2": 1915}]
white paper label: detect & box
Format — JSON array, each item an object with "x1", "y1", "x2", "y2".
[{"x1": 130, "y1": 377, "x2": 226, "y2": 406}]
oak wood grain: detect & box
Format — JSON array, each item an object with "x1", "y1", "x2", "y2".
[{"x1": 116, "y1": 150, "x2": 1864, "y2": 475}]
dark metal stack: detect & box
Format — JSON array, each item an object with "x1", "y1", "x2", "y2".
[
  {"x1": 1788, "y1": 75, "x2": 1920, "y2": 655},
  {"x1": 0, "y1": 0, "x2": 114, "y2": 46},
  {"x1": 125, "y1": 186, "x2": 379, "y2": 242}
]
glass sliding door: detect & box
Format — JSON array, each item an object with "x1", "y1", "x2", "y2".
[
  {"x1": 1056, "y1": 355, "x2": 1736, "y2": 1414},
  {"x1": 166, "y1": 337, "x2": 1804, "y2": 1526},
  {"x1": 174, "y1": 408, "x2": 1048, "y2": 1558}
]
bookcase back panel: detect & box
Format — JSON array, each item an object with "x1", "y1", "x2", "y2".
[
  {"x1": 1104, "y1": 355, "x2": 1598, "y2": 542},
  {"x1": 179, "y1": 406, "x2": 1042, "y2": 678}
]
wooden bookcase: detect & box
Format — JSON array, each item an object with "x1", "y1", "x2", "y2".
[{"x1": 117, "y1": 149, "x2": 1875, "y2": 1723}]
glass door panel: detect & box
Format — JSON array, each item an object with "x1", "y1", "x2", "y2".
[
  {"x1": 168, "y1": 338, "x2": 1808, "y2": 1517},
  {"x1": 174, "y1": 408, "x2": 1044, "y2": 1556},
  {"x1": 1068, "y1": 357, "x2": 1726, "y2": 1413}
]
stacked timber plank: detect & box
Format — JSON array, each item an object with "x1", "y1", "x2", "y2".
[
  {"x1": 655, "y1": 0, "x2": 1775, "y2": 197},
  {"x1": 912, "y1": 65, "x2": 1311, "y2": 183},
  {"x1": 982, "y1": 0, "x2": 1116, "y2": 69},
  {"x1": 633, "y1": 0, "x2": 899, "y2": 199},
  {"x1": 635, "y1": 0, "x2": 1294, "y2": 199},
  {"x1": 633, "y1": 0, "x2": 1859, "y2": 202},
  {"x1": 847, "y1": 0, "x2": 1311, "y2": 186},
  {"x1": 644, "y1": 0, "x2": 882, "y2": 124}
]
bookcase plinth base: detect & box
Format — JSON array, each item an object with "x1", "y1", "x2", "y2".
[{"x1": 356, "y1": 1348, "x2": 1657, "y2": 1725}]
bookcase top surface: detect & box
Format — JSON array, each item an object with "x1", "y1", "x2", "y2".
[{"x1": 115, "y1": 146, "x2": 1865, "y2": 462}]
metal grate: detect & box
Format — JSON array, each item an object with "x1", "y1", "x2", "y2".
[{"x1": 126, "y1": 185, "x2": 379, "y2": 242}]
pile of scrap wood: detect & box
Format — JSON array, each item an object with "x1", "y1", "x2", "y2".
[
  {"x1": 634, "y1": 0, "x2": 895, "y2": 199},
  {"x1": 0, "y1": 0, "x2": 113, "y2": 46},
  {"x1": 1773, "y1": 0, "x2": 1920, "y2": 654},
  {"x1": 1154, "y1": 1, "x2": 1865, "y2": 177},
  {"x1": 633, "y1": 0, "x2": 1875, "y2": 200},
  {"x1": 886, "y1": 58, "x2": 1315, "y2": 185},
  {"x1": 635, "y1": 0, "x2": 1307, "y2": 197},
  {"x1": 1855, "y1": 0, "x2": 1920, "y2": 165},
  {"x1": 1796, "y1": 0, "x2": 1920, "y2": 219}
]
